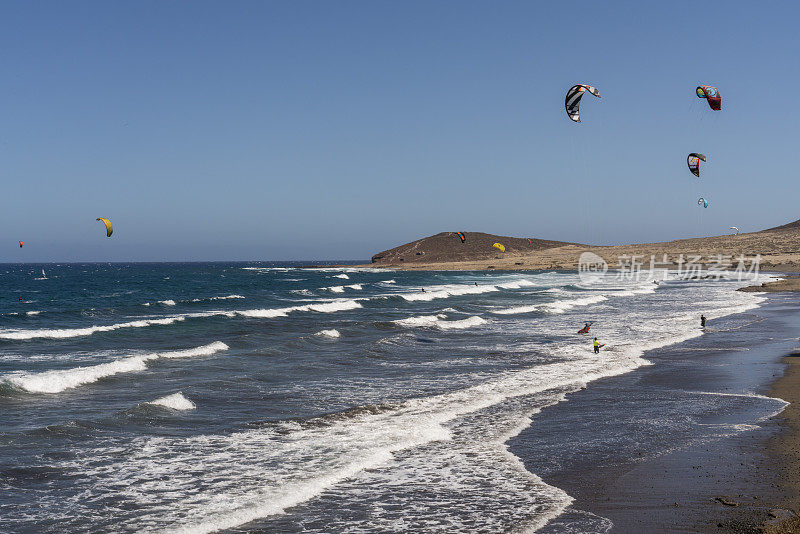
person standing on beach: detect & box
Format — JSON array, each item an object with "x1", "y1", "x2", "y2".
[
  {"x1": 593, "y1": 337, "x2": 600, "y2": 354},
  {"x1": 701, "y1": 314, "x2": 706, "y2": 328}
]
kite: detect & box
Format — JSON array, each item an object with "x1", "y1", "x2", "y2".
[
  {"x1": 687, "y1": 153, "x2": 706, "y2": 177},
  {"x1": 730, "y1": 226, "x2": 740, "y2": 235},
  {"x1": 96, "y1": 217, "x2": 113, "y2": 237},
  {"x1": 696, "y1": 85, "x2": 721, "y2": 111},
  {"x1": 456, "y1": 232, "x2": 466, "y2": 243},
  {"x1": 493, "y1": 243, "x2": 506, "y2": 253},
  {"x1": 18, "y1": 241, "x2": 23, "y2": 248},
  {"x1": 697, "y1": 197, "x2": 708, "y2": 208},
  {"x1": 565, "y1": 84, "x2": 601, "y2": 122}
]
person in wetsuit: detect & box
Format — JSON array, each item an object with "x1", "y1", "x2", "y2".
[
  {"x1": 593, "y1": 337, "x2": 601, "y2": 354},
  {"x1": 701, "y1": 314, "x2": 706, "y2": 328}
]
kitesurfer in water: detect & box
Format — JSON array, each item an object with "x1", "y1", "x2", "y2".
[
  {"x1": 593, "y1": 337, "x2": 601, "y2": 354},
  {"x1": 701, "y1": 314, "x2": 706, "y2": 328}
]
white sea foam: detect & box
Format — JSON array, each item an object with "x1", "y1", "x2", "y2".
[
  {"x1": 158, "y1": 300, "x2": 177, "y2": 306},
  {"x1": 400, "y1": 284, "x2": 500, "y2": 302},
  {"x1": 315, "y1": 329, "x2": 341, "y2": 338},
  {"x1": 25, "y1": 311, "x2": 41, "y2": 316},
  {"x1": 333, "y1": 274, "x2": 350, "y2": 279},
  {"x1": 148, "y1": 392, "x2": 196, "y2": 411},
  {"x1": 397, "y1": 279, "x2": 539, "y2": 303},
  {"x1": 540, "y1": 295, "x2": 609, "y2": 314},
  {"x1": 322, "y1": 284, "x2": 363, "y2": 293},
  {"x1": 394, "y1": 315, "x2": 487, "y2": 330},
  {"x1": 237, "y1": 299, "x2": 362, "y2": 318},
  {"x1": 325, "y1": 286, "x2": 346, "y2": 293},
  {"x1": 191, "y1": 295, "x2": 245, "y2": 302},
  {"x1": 497, "y1": 280, "x2": 537, "y2": 290},
  {"x1": 0, "y1": 299, "x2": 362, "y2": 341},
  {"x1": 493, "y1": 295, "x2": 608, "y2": 315},
  {"x1": 0, "y1": 316, "x2": 193, "y2": 340},
  {"x1": 290, "y1": 289, "x2": 314, "y2": 296},
  {"x1": 2, "y1": 342, "x2": 229, "y2": 394}
]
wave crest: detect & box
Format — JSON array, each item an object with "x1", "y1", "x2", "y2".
[{"x1": 2, "y1": 342, "x2": 229, "y2": 394}]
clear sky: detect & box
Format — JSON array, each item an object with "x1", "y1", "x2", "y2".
[{"x1": 2, "y1": 1, "x2": 798, "y2": 261}]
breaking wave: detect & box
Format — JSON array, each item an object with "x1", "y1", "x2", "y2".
[
  {"x1": 147, "y1": 392, "x2": 196, "y2": 411},
  {"x1": 394, "y1": 315, "x2": 487, "y2": 330},
  {"x1": 2, "y1": 342, "x2": 229, "y2": 394},
  {"x1": 315, "y1": 329, "x2": 341, "y2": 338},
  {"x1": 493, "y1": 295, "x2": 608, "y2": 315},
  {"x1": 0, "y1": 300, "x2": 363, "y2": 341}
]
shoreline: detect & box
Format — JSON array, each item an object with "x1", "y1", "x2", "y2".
[{"x1": 512, "y1": 292, "x2": 800, "y2": 533}]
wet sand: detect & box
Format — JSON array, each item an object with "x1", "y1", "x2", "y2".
[
  {"x1": 766, "y1": 345, "x2": 800, "y2": 533},
  {"x1": 512, "y1": 294, "x2": 800, "y2": 533},
  {"x1": 740, "y1": 276, "x2": 800, "y2": 293}
]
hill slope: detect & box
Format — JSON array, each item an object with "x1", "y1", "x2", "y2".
[
  {"x1": 367, "y1": 220, "x2": 800, "y2": 272},
  {"x1": 371, "y1": 232, "x2": 579, "y2": 264}
]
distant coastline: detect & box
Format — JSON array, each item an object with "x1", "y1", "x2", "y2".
[{"x1": 359, "y1": 220, "x2": 800, "y2": 279}]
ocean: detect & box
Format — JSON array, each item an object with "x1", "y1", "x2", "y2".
[{"x1": 0, "y1": 263, "x2": 781, "y2": 533}]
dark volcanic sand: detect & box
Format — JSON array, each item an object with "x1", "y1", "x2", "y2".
[{"x1": 511, "y1": 294, "x2": 800, "y2": 533}]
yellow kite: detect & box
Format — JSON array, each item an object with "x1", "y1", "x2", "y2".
[
  {"x1": 492, "y1": 243, "x2": 505, "y2": 253},
  {"x1": 96, "y1": 218, "x2": 113, "y2": 237}
]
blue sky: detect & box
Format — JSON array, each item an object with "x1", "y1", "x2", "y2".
[{"x1": 2, "y1": 1, "x2": 797, "y2": 261}]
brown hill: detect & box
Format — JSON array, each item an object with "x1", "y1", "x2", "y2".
[
  {"x1": 371, "y1": 232, "x2": 579, "y2": 264},
  {"x1": 366, "y1": 219, "x2": 800, "y2": 272}
]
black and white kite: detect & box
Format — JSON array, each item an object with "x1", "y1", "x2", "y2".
[{"x1": 565, "y1": 84, "x2": 601, "y2": 122}]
